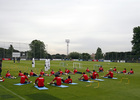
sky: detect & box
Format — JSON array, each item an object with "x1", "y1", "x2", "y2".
[{"x1": 0, "y1": 0, "x2": 140, "y2": 55}]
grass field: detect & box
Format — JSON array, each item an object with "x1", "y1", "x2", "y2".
[{"x1": 0, "y1": 60, "x2": 140, "y2": 100}]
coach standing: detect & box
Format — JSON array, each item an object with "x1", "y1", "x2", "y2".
[{"x1": 0, "y1": 59, "x2": 2, "y2": 76}]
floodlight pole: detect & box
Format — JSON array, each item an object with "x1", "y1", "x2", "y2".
[{"x1": 65, "y1": 39, "x2": 70, "y2": 56}]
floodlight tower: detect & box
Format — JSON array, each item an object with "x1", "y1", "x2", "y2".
[{"x1": 65, "y1": 39, "x2": 70, "y2": 56}]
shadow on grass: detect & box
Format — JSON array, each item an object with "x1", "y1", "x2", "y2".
[{"x1": 27, "y1": 93, "x2": 61, "y2": 100}]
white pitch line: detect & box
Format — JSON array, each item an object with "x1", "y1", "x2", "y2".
[{"x1": 0, "y1": 84, "x2": 26, "y2": 100}]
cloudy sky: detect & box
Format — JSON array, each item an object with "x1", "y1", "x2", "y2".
[{"x1": 0, "y1": 0, "x2": 139, "y2": 54}]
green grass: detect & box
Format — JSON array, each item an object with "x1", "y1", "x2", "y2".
[{"x1": 0, "y1": 60, "x2": 140, "y2": 100}]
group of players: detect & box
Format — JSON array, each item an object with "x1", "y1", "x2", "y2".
[{"x1": 1, "y1": 66, "x2": 134, "y2": 88}]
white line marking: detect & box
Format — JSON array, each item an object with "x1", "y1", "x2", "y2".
[{"x1": 0, "y1": 84, "x2": 26, "y2": 100}]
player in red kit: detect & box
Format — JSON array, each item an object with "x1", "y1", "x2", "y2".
[
  {"x1": 128, "y1": 68, "x2": 134, "y2": 74},
  {"x1": 79, "y1": 72, "x2": 89, "y2": 81},
  {"x1": 62, "y1": 76, "x2": 72, "y2": 84},
  {"x1": 89, "y1": 70, "x2": 99, "y2": 79},
  {"x1": 86, "y1": 67, "x2": 91, "y2": 73},
  {"x1": 99, "y1": 66, "x2": 104, "y2": 72},
  {"x1": 65, "y1": 68, "x2": 73, "y2": 74},
  {"x1": 40, "y1": 69, "x2": 49, "y2": 76},
  {"x1": 35, "y1": 75, "x2": 44, "y2": 87},
  {"x1": 30, "y1": 70, "x2": 38, "y2": 76},
  {"x1": 73, "y1": 68, "x2": 82, "y2": 74},
  {"x1": 18, "y1": 71, "x2": 24, "y2": 77},
  {"x1": 104, "y1": 70, "x2": 113, "y2": 78},
  {"x1": 50, "y1": 74, "x2": 62, "y2": 86},
  {"x1": 59, "y1": 69, "x2": 65, "y2": 75},
  {"x1": 118, "y1": 68, "x2": 126, "y2": 74},
  {"x1": 20, "y1": 73, "x2": 31, "y2": 84},
  {"x1": 50, "y1": 69, "x2": 55, "y2": 76},
  {"x1": 5, "y1": 70, "x2": 16, "y2": 79},
  {"x1": 113, "y1": 67, "x2": 117, "y2": 72}
]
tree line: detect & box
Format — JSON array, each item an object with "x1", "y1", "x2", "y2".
[{"x1": 0, "y1": 26, "x2": 140, "y2": 62}]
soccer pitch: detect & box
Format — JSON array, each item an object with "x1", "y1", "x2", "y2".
[{"x1": 0, "y1": 60, "x2": 140, "y2": 100}]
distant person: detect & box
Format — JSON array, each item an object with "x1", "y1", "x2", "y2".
[
  {"x1": 99, "y1": 66, "x2": 104, "y2": 72},
  {"x1": 18, "y1": 71, "x2": 24, "y2": 77},
  {"x1": 62, "y1": 76, "x2": 72, "y2": 84},
  {"x1": 79, "y1": 72, "x2": 89, "y2": 81},
  {"x1": 113, "y1": 67, "x2": 117, "y2": 72},
  {"x1": 30, "y1": 70, "x2": 38, "y2": 76},
  {"x1": 58, "y1": 69, "x2": 65, "y2": 75},
  {"x1": 128, "y1": 68, "x2": 134, "y2": 74},
  {"x1": 50, "y1": 69, "x2": 55, "y2": 76},
  {"x1": 50, "y1": 74, "x2": 62, "y2": 86},
  {"x1": 89, "y1": 70, "x2": 99, "y2": 79},
  {"x1": 35, "y1": 75, "x2": 44, "y2": 87},
  {"x1": 86, "y1": 67, "x2": 91, "y2": 73},
  {"x1": 5, "y1": 70, "x2": 16, "y2": 79},
  {"x1": 118, "y1": 68, "x2": 126, "y2": 74},
  {"x1": 13, "y1": 57, "x2": 15, "y2": 63},
  {"x1": 73, "y1": 68, "x2": 82, "y2": 74},
  {"x1": 0, "y1": 60, "x2": 2, "y2": 76},
  {"x1": 40, "y1": 69, "x2": 49, "y2": 76},
  {"x1": 20, "y1": 73, "x2": 31, "y2": 84},
  {"x1": 65, "y1": 68, "x2": 73, "y2": 74},
  {"x1": 104, "y1": 70, "x2": 113, "y2": 78}
]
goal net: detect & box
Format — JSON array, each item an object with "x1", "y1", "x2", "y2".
[{"x1": 73, "y1": 62, "x2": 82, "y2": 68}]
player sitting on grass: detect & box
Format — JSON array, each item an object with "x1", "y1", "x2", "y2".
[
  {"x1": 113, "y1": 67, "x2": 117, "y2": 73},
  {"x1": 0, "y1": 77, "x2": 5, "y2": 82},
  {"x1": 30, "y1": 70, "x2": 38, "y2": 76},
  {"x1": 118, "y1": 68, "x2": 126, "y2": 74},
  {"x1": 20, "y1": 73, "x2": 32, "y2": 84},
  {"x1": 18, "y1": 71, "x2": 24, "y2": 77},
  {"x1": 99, "y1": 66, "x2": 104, "y2": 72},
  {"x1": 50, "y1": 69, "x2": 55, "y2": 76},
  {"x1": 86, "y1": 67, "x2": 91, "y2": 73},
  {"x1": 58, "y1": 69, "x2": 65, "y2": 75},
  {"x1": 62, "y1": 76, "x2": 72, "y2": 84},
  {"x1": 40, "y1": 69, "x2": 49, "y2": 76},
  {"x1": 50, "y1": 74, "x2": 62, "y2": 86},
  {"x1": 5, "y1": 70, "x2": 16, "y2": 79},
  {"x1": 79, "y1": 72, "x2": 89, "y2": 81},
  {"x1": 34, "y1": 75, "x2": 44, "y2": 87},
  {"x1": 65, "y1": 68, "x2": 73, "y2": 75},
  {"x1": 104, "y1": 70, "x2": 113, "y2": 78},
  {"x1": 73, "y1": 68, "x2": 82, "y2": 74},
  {"x1": 128, "y1": 68, "x2": 134, "y2": 74},
  {"x1": 89, "y1": 70, "x2": 99, "y2": 79}
]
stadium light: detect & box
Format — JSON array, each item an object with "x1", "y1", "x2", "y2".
[{"x1": 65, "y1": 39, "x2": 70, "y2": 56}]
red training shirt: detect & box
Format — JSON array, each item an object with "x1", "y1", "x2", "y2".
[
  {"x1": 20, "y1": 75, "x2": 29, "y2": 84},
  {"x1": 35, "y1": 77, "x2": 44, "y2": 87},
  {"x1": 53, "y1": 77, "x2": 61, "y2": 86},
  {"x1": 107, "y1": 71, "x2": 113, "y2": 78},
  {"x1": 64, "y1": 78, "x2": 72, "y2": 84},
  {"x1": 83, "y1": 74, "x2": 88, "y2": 80}
]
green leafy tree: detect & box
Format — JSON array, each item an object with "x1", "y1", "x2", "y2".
[
  {"x1": 131, "y1": 26, "x2": 140, "y2": 55},
  {"x1": 68, "y1": 52, "x2": 80, "y2": 59},
  {"x1": 81, "y1": 53, "x2": 91, "y2": 61},
  {"x1": 29, "y1": 40, "x2": 46, "y2": 59},
  {"x1": 95, "y1": 47, "x2": 103, "y2": 60}
]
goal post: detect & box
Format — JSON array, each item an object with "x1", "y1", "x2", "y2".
[
  {"x1": 59, "y1": 62, "x2": 67, "y2": 67},
  {"x1": 73, "y1": 62, "x2": 82, "y2": 68},
  {"x1": 93, "y1": 64, "x2": 101, "y2": 71}
]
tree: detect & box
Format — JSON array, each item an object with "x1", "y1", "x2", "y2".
[
  {"x1": 68, "y1": 52, "x2": 80, "y2": 59},
  {"x1": 131, "y1": 26, "x2": 140, "y2": 55},
  {"x1": 29, "y1": 40, "x2": 46, "y2": 59},
  {"x1": 95, "y1": 47, "x2": 103, "y2": 60},
  {"x1": 81, "y1": 53, "x2": 91, "y2": 61}
]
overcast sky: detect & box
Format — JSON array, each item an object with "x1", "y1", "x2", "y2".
[{"x1": 0, "y1": 0, "x2": 139, "y2": 54}]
